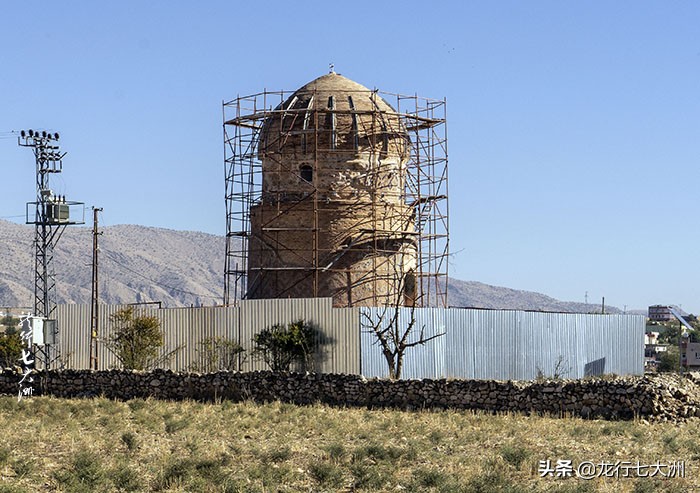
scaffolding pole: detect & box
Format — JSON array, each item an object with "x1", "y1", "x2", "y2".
[{"x1": 223, "y1": 84, "x2": 448, "y2": 308}]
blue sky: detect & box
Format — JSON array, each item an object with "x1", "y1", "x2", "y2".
[{"x1": 1, "y1": 1, "x2": 698, "y2": 313}]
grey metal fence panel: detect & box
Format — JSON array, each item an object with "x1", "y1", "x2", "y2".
[
  {"x1": 154, "y1": 306, "x2": 230, "y2": 372},
  {"x1": 582, "y1": 314, "x2": 608, "y2": 377},
  {"x1": 53, "y1": 304, "x2": 132, "y2": 370},
  {"x1": 359, "y1": 307, "x2": 391, "y2": 378},
  {"x1": 56, "y1": 303, "x2": 643, "y2": 379},
  {"x1": 395, "y1": 308, "x2": 446, "y2": 379},
  {"x1": 592, "y1": 314, "x2": 644, "y2": 376},
  {"x1": 238, "y1": 298, "x2": 360, "y2": 374},
  {"x1": 54, "y1": 304, "x2": 90, "y2": 369},
  {"x1": 361, "y1": 308, "x2": 645, "y2": 380},
  {"x1": 470, "y1": 310, "x2": 519, "y2": 380},
  {"x1": 517, "y1": 312, "x2": 577, "y2": 380},
  {"x1": 444, "y1": 309, "x2": 477, "y2": 379},
  {"x1": 442, "y1": 309, "x2": 520, "y2": 380},
  {"x1": 359, "y1": 307, "x2": 448, "y2": 379},
  {"x1": 54, "y1": 299, "x2": 359, "y2": 374}
]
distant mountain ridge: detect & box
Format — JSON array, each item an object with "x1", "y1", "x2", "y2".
[
  {"x1": 448, "y1": 279, "x2": 621, "y2": 314},
  {"x1": 0, "y1": 220, "x2": 224, "y2": 308},
  {"x1": 0, "y1": 220, "x2": 621, "y2": 313}
]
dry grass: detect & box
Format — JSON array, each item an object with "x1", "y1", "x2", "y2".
[{"x1": 0, "y1": 396, "x2": 697, "y2": 492}]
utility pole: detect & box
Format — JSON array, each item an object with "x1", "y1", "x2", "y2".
[
  {"x1": 18, "y1": 129, "x2": 84, "y2": 369},
  {"x1": 89, "y1": 207, "x2": 103, "y2": 370}
]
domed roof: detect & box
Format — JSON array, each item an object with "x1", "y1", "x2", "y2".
[
  {"x1": 287, "y1": 72, "x2": 397, "y2": 113},
  {"x1": 258, "y1": 72, "x2": 408, "y2": 158}
]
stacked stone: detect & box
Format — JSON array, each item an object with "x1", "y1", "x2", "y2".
[{"x1": 1, "y1": 368, "x2": 700, "y2": 421}]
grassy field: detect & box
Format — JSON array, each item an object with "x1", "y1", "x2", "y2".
[{"x1": 0, "y1": 396, "x2": 697, "y2": 492}]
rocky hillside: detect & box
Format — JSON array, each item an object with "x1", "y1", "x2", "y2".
[
  {"x1": 0, "y1": 220, "x2": 224, "y2": 307},
  {"x1": 448, "y1": 279, "x2": 621, "y2": 314},
  {"x1": 0, "y1": 220, "x2": 620, "y2": 312}
]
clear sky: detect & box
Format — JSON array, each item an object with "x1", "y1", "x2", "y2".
[{"x1": 1, "y1": 1, "x2": 698, "y2": 313}]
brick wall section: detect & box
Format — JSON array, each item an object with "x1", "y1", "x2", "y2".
[{"x1": 1, "y1": 369, "x2": 699, "y2": 421}]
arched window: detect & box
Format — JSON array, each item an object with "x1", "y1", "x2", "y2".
[{"x1": 300, "y1": 165, "x2": 313, "y2": 183}]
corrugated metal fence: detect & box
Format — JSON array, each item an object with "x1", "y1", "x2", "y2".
[
  {"x1": 53, "y1": 300, "x2": 643, "y2": 379},
  {"x1": 55, "y1": 298, "x2": 359, "y2": 374},
  {"x1": 360, "y1": 307, "x2": 645, "y2": 379}
]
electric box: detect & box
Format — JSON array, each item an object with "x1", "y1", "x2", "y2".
[
  {"x1": 30, "y1": 317, "x2": 44, "y2": 345},
  {"x1": 48, "y1": 204, "x2": 70, "y2": 223},
  {"x1": 28, "y1": 317, "x2": 56, "y2": 346}
]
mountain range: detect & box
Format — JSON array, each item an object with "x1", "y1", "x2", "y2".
[{"x1": 0, "y1": 220, "x2": 621, "y2": 313}]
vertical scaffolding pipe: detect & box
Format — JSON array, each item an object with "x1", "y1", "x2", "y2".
[{"x1": 223, "y1": 81, "x2": 448, "y2": 308}]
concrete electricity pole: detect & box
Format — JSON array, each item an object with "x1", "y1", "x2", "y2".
[{"x1": 89, "y1": 207, "x2": 103, "y2": 370}]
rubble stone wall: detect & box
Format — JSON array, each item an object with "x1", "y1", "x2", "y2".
[{"x1": 1, "y1": 369, "x2": 698, "y2": 421}]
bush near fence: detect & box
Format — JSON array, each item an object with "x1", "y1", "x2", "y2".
[{"x1": 55, "y1": 302, "x2": 644, "y2": 380}]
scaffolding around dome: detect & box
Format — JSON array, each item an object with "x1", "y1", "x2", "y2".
[{"x1": 223, "y1": 74, "x2": 448, "y2": 308}]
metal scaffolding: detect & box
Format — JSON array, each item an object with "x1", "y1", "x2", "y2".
[{"x1": 223, "y1": 82, "x2": 448, "y2": 308}]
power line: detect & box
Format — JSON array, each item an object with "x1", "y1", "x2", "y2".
[
  {"x1": 95, "y1": 212, "x2": 219, "y2": 301},
  {"x1": 100, "y1": 249, "x2": 220, "y2": 301}
]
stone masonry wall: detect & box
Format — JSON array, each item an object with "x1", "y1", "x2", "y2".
[{"x1": 1, "y1": 369, "x2": 699, "y2": 421}]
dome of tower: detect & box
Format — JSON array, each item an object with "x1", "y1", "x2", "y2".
[{"x1": 258, "y1": 72, "x2": 409, "y2": 158}]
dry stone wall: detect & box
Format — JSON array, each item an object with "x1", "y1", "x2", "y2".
[{"x1": 1, "y1": 369, "x2": 698, "y2": 421}]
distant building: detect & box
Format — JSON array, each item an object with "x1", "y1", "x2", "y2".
[
  {"x1": 644, "y1": 331, "x2": 668, "y2": 370},
  {"x1": 645, "y1": 332, "x2": 660, "y2": 345},
  {"x1": 681, "y1": 338, "x2": 700, "y2": 370},
  {"x1": 648, "y1": 305, "x2": 673, "y2": 322}
]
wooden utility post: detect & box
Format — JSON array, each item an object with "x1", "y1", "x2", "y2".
[{"x1": 89, "y1": 207, "x2": 103, "y2": 370}]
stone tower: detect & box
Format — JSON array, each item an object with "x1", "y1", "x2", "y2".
[{"x1": 245, "y1": 72, "x2": 417, "y2": 307}]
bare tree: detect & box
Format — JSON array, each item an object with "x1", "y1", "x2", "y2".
[{"x1": 361, "y1": 250, "x2": 444, "y2": 380}]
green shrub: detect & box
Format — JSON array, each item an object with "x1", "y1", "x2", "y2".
[
  {"x1": 192, "y1": 336, "x2": 245, "y2": 372},
  {"x1": 324, "y1": 442, "x2": 347, "y2": 462},
  {"x1": 11, "y1": 458, "x2": 33, "y2": 479},
  {"x1": 53, "y1": 450, "x2": 106, "y2": 492},
  {"x1": 412, "y1": 467, "x2": 449, "y2": 488},
  {"x1": 252, "y1": 320, "x2": 326, "y2": 372},
  {"x1": 0, "y1": 446, "x2": 10, "y2": 465},
  {"x1": 500, "y1": 444, "x2": 531, "y2": 469},
  {"x1": 658, "y1": 346, "x2": 680, "y2": 372},
  {"x1": 121, "y1": 431, "x2": 138, "y2": 451},
  {"x1": 0, "y1": 315, "x2": 19, "y2": 330},
  {"x1": 354, "y1": 443, "x2": 406, "y2": 462},
  {"x1": 164, "y1": 416, "x2": 191, "y2": 434},
  {"x1": 349, "y1": 463, "x2": 385, "y2": 490},
  {"x1": 110, "y1": 464, "x2": 142, "y2": 492},
  {"x1": 265, "y1": 446, "x2": 292, "y2": 463},
  {"x1": 309, "y1": 461, "x2": 344, "y2": 488},
  {"x1": 105, "y1": 307, "x2": 163, "y2": 370},
  {"x1": 0, "y1": 332, "x2": 22, "y2": 368}
]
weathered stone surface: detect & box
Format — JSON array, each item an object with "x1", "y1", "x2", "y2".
[{"x1": 0, "y1": 369, "x2": 698, "y2": 422}]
